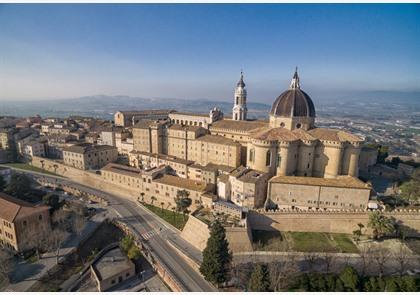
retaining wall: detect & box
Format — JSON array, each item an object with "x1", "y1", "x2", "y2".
[{"x1": 248, "y1": 209, "x2": 420, "y2": 237}]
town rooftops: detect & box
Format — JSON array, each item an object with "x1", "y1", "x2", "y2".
[
  {"x1": 195, "y1": 134, "x2": 241, "y2": 146},
  {"x1": 92, "y1": 247, "x2": 134, "y2": 281},
  {"x1": 63, "y1": 143, "x2": 116, "y2": 154},
  {"x1": 0, "y1": 192, "x2": 50, "y2": 222},
  {"x1": 269, "y1": 175, "x2": 371, "y2": 189},
  {"x1": 153, "y1": 174, "x2": 211, "y2": 192}
]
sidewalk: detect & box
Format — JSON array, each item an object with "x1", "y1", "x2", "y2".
[{"x1": 6, "y1": 211, "x2": 109, "y2": 292}]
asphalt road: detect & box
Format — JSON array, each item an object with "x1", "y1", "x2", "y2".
[{"x1": 5, "y1": 167, "x2": 216, "y2": 292}]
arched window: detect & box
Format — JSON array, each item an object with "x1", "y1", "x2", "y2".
[
  {"x1": 266, "y1": 150, "x2": 271, "y2": 166},
  {"x1": 277, "y1": 154, "x2": 281, "y2": 167},
  {"x1": 236, "y1": 96, "x2": 239, "y2": 105},
  {"x1": 249, "y1": 148, "x2": 255, "y2": 162}
]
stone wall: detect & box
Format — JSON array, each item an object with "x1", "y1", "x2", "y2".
[
  {"x1": 180, "y1": 214, "x2": 253, "y2": 253},
  {"x1": 248, "y1": 209, "x2": 420, "y2": 237}
]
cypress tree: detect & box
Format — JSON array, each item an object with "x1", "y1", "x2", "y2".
[
  {"x1": 248, "y1": 264, "x2": 271, "y2": 291},
  {"x1": 199, "y1": 220, "x2": 232, "y2": 285}
]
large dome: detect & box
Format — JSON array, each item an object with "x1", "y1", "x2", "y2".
[
  {"x1": 270, "y1": 69, "x2": 316, "y2": 118},
  {"x1": 270, "y1": 88, "x2": 315, "y2": 117}
]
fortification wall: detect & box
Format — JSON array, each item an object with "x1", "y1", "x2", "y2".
[{"x1": 248, "y1": 209, "x2": 420, "y2": 237}]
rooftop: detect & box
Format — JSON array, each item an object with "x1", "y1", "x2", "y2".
[
  {"x1": 63, "y1": 143, "x2": 117, "y2": 154},
  {"x1": 269, "y1": 175, "x2": 371, "y2": 189},
  {"x1": 210, "y1": 119, "x2": 268, "y2": 133},
  {"x1": 92, "y1": 247, "x2": 134, "y2": 281},
  {"x1": 195, "y1": 134, "x2": 241, "y2": 146},
  {"x1": 168, "y1": 124, "x2": 206, "y2": 132},
  {"x1": 102, "y1": 163, "x2": 142, "y2": 178},
  {"x1": 170, "y1": 112, "x2": 209, "y2": 118},
  {"x1": 153, "y1": 174, "x2": 210, "y2": 192},
  {"x1": 0, "y1": 192, "x2": 50, "y2": 222}
]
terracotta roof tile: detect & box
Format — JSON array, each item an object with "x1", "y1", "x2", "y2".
[{"x1": 0, "y1": 192, "x2": 50, "y2": 222}]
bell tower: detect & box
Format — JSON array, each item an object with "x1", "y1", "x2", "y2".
[{"x1": 232, "y1": 71, "x2": 248, "y2": 121}]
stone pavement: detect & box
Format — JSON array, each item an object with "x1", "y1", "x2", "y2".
[{"x1": 5, "y1": 211, "x2": 109, "y2": 292}]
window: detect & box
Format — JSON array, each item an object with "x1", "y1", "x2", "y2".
[
  {"x1": 39, "y1": 215, "x2": 42, "y2": 221},
  {"x1": 249, "y1": 148, "x2": 255, "y2": 162},
  {"x1": 266, "y1": 150, "x2": 271, "y2": 166},
  {"x1": 296, "y1": 123, "x2": 302, "y2": 129},
  {"x1": 277, "y1": 154, "x2": 281, "y2": 167}
]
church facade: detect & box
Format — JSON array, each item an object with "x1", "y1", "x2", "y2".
[{"x1": 131, "y1": 70, "x2": 363, "y2": 180}]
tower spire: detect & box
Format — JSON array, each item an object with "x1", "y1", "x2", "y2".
[
  {"x1": 232, "y1": 70, "x2": 248, "y2": 121},
  {"x1": 290, "y1": 66, "x2": 300, "y2": 89}
]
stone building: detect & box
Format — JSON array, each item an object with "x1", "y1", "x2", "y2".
[
  {"x1": 63, "y1": 143, "x2": 118, "y2": 170},
  {"x1": 217, "y1": 166, "x2": 270, "y2": 209},
  {"x1": 101, "y1": 163, "x2": 214, "y2": 209},
  {"x1": 114, "y1": 110, "x2": 173, "y2": 127},
  {"x1": 133, "y1": 121, "x2": 241, "y2": 168},
  {"x1": 91, "y1": 247, "x2": 135, "y2": 291},
  {"x1": 267, "y1": 175, "x2": 371, "y2": 211},
  {"x1": 0, "y1": 192, "x2": 51, "y2": 252},
  {"x1": 168, "y1": 108, "x2": 223, "y2": 129}
]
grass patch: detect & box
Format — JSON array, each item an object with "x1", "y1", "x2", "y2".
[
  {"x1": 2, "y1": 163, "x2": 59, "y2": 176},
  {"x1": 252, "y1": 230, "x2": 289, "y2": 251},
  {"x1": 143, "y1": 203, "x2": 188, "y2": 230},
  {"x1": 331, "y1": 233, "x2": 359, "y2": 253},
  {"x1": 286, "y1": 232, "x2": 337, "y2": 253},
  {"x1": 252, "y1": 231, "x2": 359, "y2": 253}
]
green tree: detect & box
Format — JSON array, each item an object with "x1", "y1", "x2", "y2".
[
  {"x1": 174, "y1": 189, "x2": 192, "y2": 221},
  {"x1": 199, "y1": 220, "x2": 232, "y2": 286},
  {"x1": 385, "y1": 277, "x2": 399, "y2": 291},
  {"x1": 127, "y1": 245, "x2": 141, "y2": 260},
  {"x1": 120, "y1": 236, "x2": 134, "y2": 253},
  {"x1": 0, "y1": 175, "x2": 6, "y2": 191},
  {"x1": 368, "y1": 211, "x2": 395, "y2": 240},
  {"x1": 43, "y1": 193, "x2": 60, "y2": 211},
  {"x1": 248, "y1": 264, "x2": 271, "y2": 291},
  {"x1": 150, "y1": 196, "x2": 157, "y2": 205},
  {"x1": 335, "y1": 278, "x2": 345, "y2": 291},
  {"x1": 399, "y1": 180, "x2": 420, "y2": 205},
  {"x1": 364, "y1": 277, "x2": 379, "y2": 291},
  {"x1": 338, "y1": 265, "x2": 359, "y2": 291},
  {"x1": 325, "y1": 274, "x2": 336, "y2": 291},
  {"x1": 399, "y1": 276, "x2": 417, "y2": 292},
  {"x1": 4, "y1": 173, "x2": 31, "y2": 198}
]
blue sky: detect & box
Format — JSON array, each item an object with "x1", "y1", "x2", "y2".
[{"x1": 0, "y1": 4, "x2": 419, "y2": 103}]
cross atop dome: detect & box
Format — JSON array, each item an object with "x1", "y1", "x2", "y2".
[
  {"x1": 290, "y1": 67, "x2": 300, "y2": 89},
  {"x1": 237, "y1": 71, "x2": 245, "y2": 88}
]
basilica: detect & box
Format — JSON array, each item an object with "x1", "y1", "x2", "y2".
[{"x1": 131, "y1": 69, "x2": 363, "y2": 181}]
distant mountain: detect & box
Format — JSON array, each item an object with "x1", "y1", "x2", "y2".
[{"x1": 0, "y1": 95, "x2": 271, "y2": 119}]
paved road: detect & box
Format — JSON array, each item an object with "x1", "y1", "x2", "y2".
[{"x1": 7, "y1": 167, "x2": 216, "y2": 292}]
